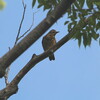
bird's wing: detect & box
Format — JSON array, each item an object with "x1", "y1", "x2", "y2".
[{"x1": 42, "y1": 36, "x2": 49, "y2": 51}]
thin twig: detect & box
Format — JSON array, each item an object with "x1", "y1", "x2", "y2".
[
  {"x1": 14, "y1": 0, "x2": 26, "y2": 46},
  {"x1": 18, "y1": 10, "x2": 39, "y2": 40},
  {"x1": 9, "y1": 11, "x2": 99, "y2": 86},
  {"x1": 18, "y1": 13, "x2": 34, "y2": 40},
  {"x1": 22, "y1": 0, "x2": 25, "y2": 8},
  {"x1": 4, "y1": 0, "x2": 27, "y2": 86}
]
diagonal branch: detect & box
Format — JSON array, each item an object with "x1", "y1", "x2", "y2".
[
  {"x1": 0, "y1": 0, "x2": 76, "y2": 78},
  {"x1": 7, "y1": 11, "x2": 100, "y2": 85},
  {"x1": 18, "y1": 13, "x2": 35, "y2": 40},
  {"x1": 15, "y1": 0, "x2": 35, "y2": 45},
  {"x1": 0, "y1": 11, "x2": 99, "y2": 99},
  {"x1": 4, "y1": 0, "x2": 34, "y2": 86},
  {"x1": 14, "y1": 0, "x2": 26, "y2": 45}
]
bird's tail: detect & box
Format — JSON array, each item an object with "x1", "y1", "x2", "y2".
[{"x1": 49, "y1": 54, "x2": 55, "y2": 61}]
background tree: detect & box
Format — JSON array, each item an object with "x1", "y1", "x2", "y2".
[
  {"x1": 0, "y1": 0, "x2": 6, "y2": 10},
  {"x1": 0, "y1": 0, "x2": 100, "y2": 99}
]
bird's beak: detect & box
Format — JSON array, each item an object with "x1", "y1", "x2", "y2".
[{"x1": 56, "y1": 31, "x2": 59, "y2": 33}]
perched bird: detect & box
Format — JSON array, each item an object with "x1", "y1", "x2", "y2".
[{"x1": 42, "y1": 29, "x2": 59, "y2": 61}]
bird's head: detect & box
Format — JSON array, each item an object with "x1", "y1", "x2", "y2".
[{"x1": 49, "y1": 29, "x2": 59, "y2": 36}]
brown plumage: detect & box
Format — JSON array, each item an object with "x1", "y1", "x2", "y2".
[{"x1": 42, "y1": 29, "x2": 59, "y2": 61}]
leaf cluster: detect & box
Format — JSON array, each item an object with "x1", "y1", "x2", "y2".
[
  {"x1": 32, "y1": 0, "x2": 61, "y2": 11},
  {"x1": 32, "y1": 0, "x2": 100, "y2": 47},
  {"x1": 64, "y1": 0, "x2": 100, "y2": 47}
]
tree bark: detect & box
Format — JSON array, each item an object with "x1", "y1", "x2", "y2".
[
  {"x1": 0, "y1": 1, "x2": 99, "y2": 99},
  {"x1": 0, "y1": 0, "x2": 76, "y2": 78}
]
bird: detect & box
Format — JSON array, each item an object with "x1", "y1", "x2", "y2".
[{"x1": 42, "y1": 29, "x2": 59, "y2": 61}]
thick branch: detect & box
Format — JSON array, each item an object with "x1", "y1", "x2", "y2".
[
  {"x1": 0, "y1": 11, "x2": 99, "y2": 99},
  {"x1": 8, "y1": 11, "x2": 100, "y2": 85},
  {"x1": 0, "y1": 84, "x2": 18, "y2": 100},
  {"x1": 0, "y1": 0, "x2": 76, "y2": 78},
  {"x1": 9, "y1": 15, "x2": 89, "y2": 85}
]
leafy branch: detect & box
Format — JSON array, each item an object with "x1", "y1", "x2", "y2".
[{"x1": 0, "y1": 10, "x2": 99, "y2": 99}]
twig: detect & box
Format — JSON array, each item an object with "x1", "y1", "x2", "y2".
[
  {"x1": 0, "y1": 0, "x2": 75, "y2": 79},
  {"x1": 18, "y1": 10, "x2": 39, "y2": 40},
  {"x1": 4, "y1": 0, "x2": 27, "y2": 86},
  {"x1": 14, "y1": 0, "x2": 26, "y2": 46},
  {"x1": 2, "y1": 2, "x2": 99, "y2": 99},
  {"x1": 22, "y1": 0, "x2": 25, "y2": 8},
  {"x1": 18, "y1": 13, "x2": 34, "y2": 40},
  {"x1": 9, "y1": 11, "x2": 99, "y2": 86}
]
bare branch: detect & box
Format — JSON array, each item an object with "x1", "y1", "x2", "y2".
[
  {"x1": 8, "y1": 11, "x2": 100, "y2": 86},
  {"x1": 0, "y1": 0, "x2": 76, "y2": 78},
  {"x1": 18, "y1": 13, "x2": 34, "y2": 40},
  {"x1": 4, "y1": 0, "x2": 27, "y2": 86},
  {"x1": 18, "y1": 10, "x2": 39, "y2": 40},
  {"x1": 14, "y1": 0, "x2": 36, "y2": 45},
  {"x1": 1, "y1": 8, "x2": 98, "y2": 99},
  {"x1": 14, "y1": 0, "x2": 26, "y2": 46},
  {"x1": 22, "y1": 0, "x2": 25, "y2": 8}
]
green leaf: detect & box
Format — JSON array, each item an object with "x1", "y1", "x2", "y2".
[
  {"x1": 57, "y1": 0, "x2": 61, "y2": 3},
  {"x1": 43, "y1": 4, "x2": 51, "y2": 11},
  {"x1": 64, "y1": 21, "x2": 69, "y2": 25},
  {"x1": 89, "y1": 17, "x2": 96, "y2": 26},
  {"x1": 47, "y1": 8, "x2": 52, "y2": 15},
  {"x1": 99, "y1": 38, "x2": 100, "y2": 46},
  {"x1": 86, "y1": 26, "x2": 91, "y2": 33},
  {"x1": 78, "y1": 13, "x2": 83, "y2": 19},
  {"x1": 91, "y1": 33, "x2": 99, "y2": 40},
  {"x1": 74, "y1": 1, "x2": 80, "y2": 9},
  {"x1": 86, "y1": 0, "x2": 93, "y2": 9},
  {"x1": 77, "y1": 33, "x2": 82, "y2": 47},
  {"x1": 87, "y1": 34, "x2": 92, "y2": 46},
  {"x1": 78, "y1": 0, "x2": 85, "y2": 8},
  {"x1": 68, "y1": 23, "x2": 73, "y2": 30},
  {"x1": 73, "y1": 31, "x2": 82, "y2": 47},
  {"x1": 80, "y1": 9, "x2": 88, "y2": 16},
  {"x1": 96, "y1": 21, "x2": 100, "y2": 31},
  {"x1": 93, "y1": 1, "x2": 100, "y2": 6},
  {"x1": 73, "y1": 10, "x2": 77, "y2": 20},
  {"x1": 52, "y1": 0, "x2": 57, "y2": 5},
  {"x1": 32, "y1": 0, "x2": 36, "y2": 8},
  {"x1": 38, "y1": 0, "x2": 41, "y2": 3},
  {"x1": 83, "y1": 33, "x2": 88, "y2": 47},
  {"x1": 38, "y1": 4, "x2": 42, "y2": 8}
]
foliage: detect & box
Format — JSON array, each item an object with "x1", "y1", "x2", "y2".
[
  {"x1": 32, "y1": 0, "x2": 100, "y2": 47},
  {"x1": 32, "y1": 0, "x2": 61, "y2": 11},
  {"x1": 0, "y1": 0, "x2": 6, "y2": 10},
  {"x1": 66, "y1": 0, "x2": 100, "y2": 47}
]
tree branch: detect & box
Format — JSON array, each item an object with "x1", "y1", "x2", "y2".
[
  {"x1": 14, "y1": 0, "x2": 26, "y2": 45},
  {"x1": 0, "y1": 11, "x2": 98, "y2": 99},
  {"x1": 0, "y1": 0, "x2": 76, "y2": 78},
  {"x1": 4, "y1": 47, "x2": 11, "y2": 86},
  {"x1": 18, "y1": 13, "x2": 34, "y2": 40},
  {"x1": 4, "y1": 0, "x2": 34, "y2": 86}
]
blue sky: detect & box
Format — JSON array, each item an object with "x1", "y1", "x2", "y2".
[{"x1": 0, "y1": 0, "x2": 100, "y2": 100}]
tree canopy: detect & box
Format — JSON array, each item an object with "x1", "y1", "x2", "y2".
[
  {"x1": 32, "y1": 0, "x2": 100, "y2": 47},
  {"x1": 0, "y1": 0, "x2": 100, "y2": 99},
  {"x1": 0, "y1": 0, "x2": 6, "y2": 10}
]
